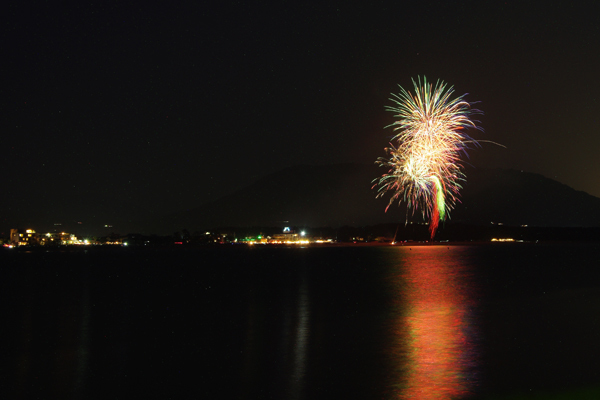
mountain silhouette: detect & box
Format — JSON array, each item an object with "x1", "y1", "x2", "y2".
[
  {"x1": 154, "y1": 164, "x2": 600, "y2": 233},
  {"x1": 452, "y1": 168, "x2": 600, "y2": 227}
]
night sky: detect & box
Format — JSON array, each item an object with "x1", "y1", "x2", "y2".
[{"x1": 4, "y1": 1, "x2": 600, "y2": 234}]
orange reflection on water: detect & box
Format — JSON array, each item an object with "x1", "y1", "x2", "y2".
[{"x1": 389, "y1": 246, "x2": 478, "y2": 399}]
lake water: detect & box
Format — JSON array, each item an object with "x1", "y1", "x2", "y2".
[{"x1": 2, "y1": 243, "x2": 600, "y2": 399}]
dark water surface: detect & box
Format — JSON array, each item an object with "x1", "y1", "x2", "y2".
[{"x1": 2, "y1": 243, "x2": 600, "y2": 399}]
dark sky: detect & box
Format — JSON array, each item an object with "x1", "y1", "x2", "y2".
[{"x1": 3, "y1": 1, "x2": 600, "y2": 234}]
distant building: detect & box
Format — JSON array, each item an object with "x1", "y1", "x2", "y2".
[
  {"x1": 270, "y1": 227, "x2": 310, "y2": 243},
  {"x1": 10, "y1": 229, "x2": 40, "y2": 246},
  {"x1": 10, "y1": 229, "x2": 82, "y2": 246},
  {"x1": 40, "y1": 231, "x2": 80, "y2": 245}
]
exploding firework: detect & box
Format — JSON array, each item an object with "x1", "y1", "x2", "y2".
[{"x1": 374, "y1": 77, "x2": 482, "y2": 238}]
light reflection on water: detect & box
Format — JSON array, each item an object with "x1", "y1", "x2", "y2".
[
  {"x1": 239, "y1": 265, "x2": 311, "y2": 400},
  {"x1": 11, "y1": 245, "x2": 600, "y2": 399},
  {"x1": 387, "y1": 246, "x2": 479, "y2": 399}
]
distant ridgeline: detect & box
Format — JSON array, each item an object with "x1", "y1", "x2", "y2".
[{"x1": 154, "y1": 164, "x2": 600, "y2": 234}]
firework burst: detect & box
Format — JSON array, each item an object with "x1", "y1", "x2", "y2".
[{"x1": 374, "y1": 77, "x2": 482, "y2": 238}]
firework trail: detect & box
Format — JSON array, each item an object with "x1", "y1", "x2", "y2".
[{"x1": 374, "y1": 77, "x2": 482, "y2": 239}]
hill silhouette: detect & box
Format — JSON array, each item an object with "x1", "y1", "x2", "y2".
[
  {"x1": 154, "y1": 164, "x2": 600, "y2": 233},
  {"x1": 452, "y1": 168, "x2": 600, "y2": 227}
]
